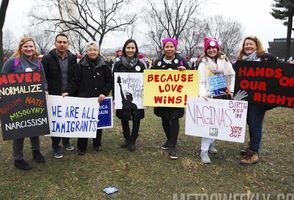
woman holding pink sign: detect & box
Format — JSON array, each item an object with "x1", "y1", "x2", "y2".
[
  {"x1": 197, "y1": 37, "x2": 235, "y2": 164},
  {"x1": 152, "y1": 37, "x2": 189, "y2": 160}
]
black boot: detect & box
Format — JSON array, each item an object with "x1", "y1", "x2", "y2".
[
  {"x1": 120, "y1": 139, "x2": 129, "y2": 148},
  {"x1": 32, "y1": 150, "x2": 46, "y2": 163},
  {"x1": 14, "y1": 159, "x2": 32, "y2": 170},
  {"x1": 128, "y1": 134, "x2": 138, "y2": 152}
]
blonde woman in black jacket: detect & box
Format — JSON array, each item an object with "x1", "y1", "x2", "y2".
[{"x1": 237, "y1": 36, "x2": 277, "y2": 165}]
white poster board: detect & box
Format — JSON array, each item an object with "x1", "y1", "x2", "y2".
[
  {"x1": 46, "y1": 95, "x2": 100, "y2": 138},
  {"x1": 114, "y1": 72, "x2": 144, "y2": 109},
  {"x1": 185, "y1": 97, "x2": 248, "y2": 143}
]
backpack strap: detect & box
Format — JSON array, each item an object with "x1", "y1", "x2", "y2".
[{"x1": 13, "y1": 57, "x2": 20, "y2": 72}]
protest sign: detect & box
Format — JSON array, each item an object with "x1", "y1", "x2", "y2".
[
  {"x1": 185, "y1": 97, "x2": 248, "y2": 143},
  {"x1": 234, "y1": 61, "x2": 294, "y2": 108},
  {"x1": 46, "y1": 95, "x2": 100, "y2": 138},
  {"x1": 114, "y1": 73, "x2": 144, "y2": 109},
  {"x1": 0, "y1": 72, "x2": 49, "y2": 140},
  {"x1": 97, "y1": 97, "x2": 113, "y2": 129},
  {"x1": 144, "y1": 70, "x2": 198, "y2": 107}
]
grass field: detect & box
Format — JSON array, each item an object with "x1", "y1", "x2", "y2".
[{"x1": 0, "y1": 107, "x2": 293, "y2": 200}]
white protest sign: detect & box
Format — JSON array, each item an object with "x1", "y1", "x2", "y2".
[
  {"x1": 185, "y1": 97, "x2": 248, "y2": 143},
  {"x1": 46, "y1": 95, "x2": 99, "y2": 138},
  {"x1": 114, "y1": 72, "x2": 144, "y2": 109}
]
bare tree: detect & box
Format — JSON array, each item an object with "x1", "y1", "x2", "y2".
[
  {"x1": 25, "y1": 29, "x2": 54, "y2": 55},
  {"x1": 31, "y1": 0, "x2": 137, "y2": 48},
  {"x1": 147, "y1": 0, "x2": 203, "y2": 40},
  {"x1": 0, "y1": 0, "x2": 10, "y2": 69},
  {"x1": 205, "y1": 15, "x2": 243, "y2": 59},
  {"x1": 126, "y1": 21, "x2": 136, "y2": 39},
  {"x1": 180, "y1": 18, "x2": 207, "y2": 59},
  {"x1": 3, "y1": 29, "x2": 16, "y2": 58},
  {"x1": 68, "y1": 29, "x2": 87, "y2": 55},
  {"x1": 144, "y1": 10, "x2": 167, "y2": 56}
]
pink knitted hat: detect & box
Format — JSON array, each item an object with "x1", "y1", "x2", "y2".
[
  {"x1": 162, "y1": 38, "x2": 178, "y2": 47},
  {"x1": 204, "y1": 37, "x2": 220, "y2": 52}
]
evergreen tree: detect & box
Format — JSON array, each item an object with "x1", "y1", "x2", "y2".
[{"x1": 271, "y1": 0, "x2": 294, "y2": 60}]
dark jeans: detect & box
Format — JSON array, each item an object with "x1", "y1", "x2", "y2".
[
  {"x1": 77, "y1": 129, "x2": 102, "y2": 152},
  {"x1": 13, "y1": 136, "x2": 40, "y2": 160},
  {"x1": 162, "y1": 118, "x2": 180, "y2": 147},
  {"x1": 247, "y1": 103, "x2": 266, "y2": 152},
  {"x1": 51, "y1": 137, "x2": 71, "y2": 151},
  {"x1": 121, "y1": 119, "x2": 141, "y2": 143}
]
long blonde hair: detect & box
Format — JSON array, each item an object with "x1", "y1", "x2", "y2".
[
  {"x1": 237, "y1": 36, "x2": 265, "y2": 60},
  {"x1": 12, "y1": 37, "x2": 39, "y2": 60}
]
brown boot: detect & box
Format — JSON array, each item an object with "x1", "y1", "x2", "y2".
[
  {"x1": 240, "y1": 147, "x2": 250, "y2": 156},
  {"x1": 240, "y1": 150, "x2": 259, "y2": 166}
]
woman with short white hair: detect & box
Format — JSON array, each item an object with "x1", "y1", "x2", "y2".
[{"x1": 66, "y1": 41, "x2": 112, "y2": 155}]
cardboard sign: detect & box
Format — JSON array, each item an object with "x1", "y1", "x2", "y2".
[
  {"x1": 97, "y1": 97, "x2": 113, "y2": 129},
  {"x1": 234, "y1": 61, "x2": 294, "y2": 108},
  {"x1": 114, "y1": 73, "x2": 144, "y2": 109},
  {"x1": 0, "y1": 72, "x2": 49, "y2": 140},
  {"x1": 144, "y1": 70, "x2": 198, "y2": 107},
  {"x1": 46, "y1": 95, "x2": 100, "y2": 138},
  {"x1": 185, "y1": 97, "x2": 248, "y2": 143}
]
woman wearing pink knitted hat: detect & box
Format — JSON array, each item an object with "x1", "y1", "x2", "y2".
[
  {"x1": 198, "y1": 37, "x2": 235, "y2": 164},
  {"x1": 152, "y1": 37, "x2": 190, "y2": 160}
]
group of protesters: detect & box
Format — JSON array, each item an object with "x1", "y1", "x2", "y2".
[{"x1": 1, "y1": 32, "x2": 284, "y2": 170}]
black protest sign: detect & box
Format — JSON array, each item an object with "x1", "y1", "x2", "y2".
[
  {"x1": 0, "y1": 72, "x2": 49, "y2": 140},
  {"x1": 234, "y1": 61, "x2": 294, "y2": 108}
]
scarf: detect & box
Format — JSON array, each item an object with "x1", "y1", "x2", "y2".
[
  {"x1": 204, "y1": 56, "x2": 234, "y2": 76},
  {"x1": 18, "y1": 54, "x2": 40, "y2": 72},
  {"x1": 242, "y1": 51, "x2": 258, "y2": 61},
  {"x1": 121, "y1": 56, "x2": 138, "y2": 69},
  {"x1": 163, "y1": 55, "x2": 175, "y2": 64}
]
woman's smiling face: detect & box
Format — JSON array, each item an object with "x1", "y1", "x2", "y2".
[{"x1": 244, "y1": 39, "x2": 257, "y2": 55}]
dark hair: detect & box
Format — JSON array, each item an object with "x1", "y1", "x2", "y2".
[
  {"x1": 122, "y1": 39, "x2": 139, "y2": 58},
  {"x1": 55, "y1": 33, "x2": 68, "y2": 42}
]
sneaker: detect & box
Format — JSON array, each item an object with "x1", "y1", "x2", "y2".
[
  {"x1": 128, "y1": 143, "x2": 136, "y2": 152},
  {"x1": 120, "y1": 140, "x2": 129, "y2": 148},
  {"x1": 161, "y1": 140, "x2": 169, "y2": 150},
  {"x1": 77, "y1": 150, "x2": 86, "y2": 156},
  {"x1": 200, "y1": 151, "x2": 211, "y2": 164},
  {"x1": 53, "y1": 149, "x2": 63, "y2": 159},
  {"x1": 64, "y1": 143, "x2": 75, "y2": 151},
  {"x1": 14, "y1": 159, "x2": 32, "y2": 170},
  {"x1": 240, "y1": 150, "x2": 259, "y2": 166},
  {"x1": 32, "y1": 150, "x2": 46, "y2": 163},
  {"x1": 208, "y1": 144, "x2": 218, "y2": 154},
  {"x1": 169, "y1": 147, "x2": 178, "y2": 160},
  {"x1": 93, "y1": 145, "x2": 102, "y2": 152}
]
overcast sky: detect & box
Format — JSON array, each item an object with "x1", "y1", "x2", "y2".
[{"x1": 3, "y1": 0, "x2": 287, "y2": 50}]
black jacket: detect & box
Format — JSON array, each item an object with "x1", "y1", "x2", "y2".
[
  {"x1": 152, "y1": 54, "x2": 190, "y2": 119},
  {"x1": 42, "y1": 49, "x2": 77, "y2": 95},
  {"x1": 258, "y1": 53, "x2": 277, "y2": 62},
  {"x1": 113, "y1": 58, "x2": 145, "y2": 120},
  {"x1": 68, "y1": 55, "x2": 112, "y2": 97}
]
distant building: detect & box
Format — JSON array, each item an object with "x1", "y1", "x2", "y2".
[{"x1": 268, "y1": 38, "x2": 294, "y2": 60}]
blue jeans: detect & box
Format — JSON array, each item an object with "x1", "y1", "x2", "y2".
[{"x1": 247, "y1": 103, "x2": 266, "y2": 152}]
